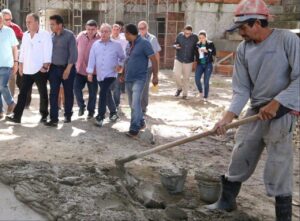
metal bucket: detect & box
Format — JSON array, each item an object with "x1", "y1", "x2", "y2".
[
  {"x1": 159, "y1": 168, "x2": 187, "y2": 194},
  {"x1": 195, "y1": 169, "x2": 221, "y2": 203},
  {"x1": 196, "y1": 179, "x2": 220, "y2": 203}
]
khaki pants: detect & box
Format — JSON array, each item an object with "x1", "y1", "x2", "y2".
[
  {"x1": 173, "y1": 59, "x2": 193, "y2": 96},
  {"x1": 226, "y1": 109, "x2": 296, "y2": 197}
]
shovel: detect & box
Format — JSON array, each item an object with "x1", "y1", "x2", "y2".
[{"x1": 115, "y1": 114, "x2": 259, "y2": 169}]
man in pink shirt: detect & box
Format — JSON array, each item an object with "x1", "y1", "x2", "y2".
[{"x1": 74, "y1": 20, "x2": 100, "y2": 119}]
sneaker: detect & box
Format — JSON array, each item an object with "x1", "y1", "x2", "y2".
[
  {"x1": 95, "y1": 117, "x2": 104, "y2": 127},
  {"x1": 44, "y1": 120, "x2": 58, "y2": 127},
  {"x1": 0, "y1": 112, "x2": 4, "y2": 119},
  {"x1": 109, "y1": 113, "x2": 119, "y2": 122},
  {"x1": 78, "y1": 107, "x2": 85, "y2": 117},
  {"x1": 6, "y1": 115, "x2": 21, "y2": 123},
  {"x1": 126, "y1": 130, "x2": 139, "y2": 138},
  {"x1": 204, "y1": 98, "x2": 208, "y2": 103},
  {"x1": 6, "y1": 102, "x2": 16, "y2": 115},
  {"x1": 182, "y1": 96, "x2": 187, "y2": 100},
  {"x1": 64, "y1": 116, "x2": 71, "y2": 123},
  {"x1": 175, "y1": 89, "x2": 182, "y2": 97},
  {"x1": 40, "y1": 116, "x2": 47, "y2": 123}
]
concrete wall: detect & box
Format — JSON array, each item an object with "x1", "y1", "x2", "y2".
[
  {"x1": 185, "y1": 0, "x2": 292, "y2": 40},
  {"x1": 185, "y1": 0, "x2": 236, "y2": 39}
]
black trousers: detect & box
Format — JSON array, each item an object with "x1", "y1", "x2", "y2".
[
  {"x1": 16, "y1": 72, "x2": 32, "y2": 107},
  {"x1": 13, "y1": 72, "x2": 48, "y2": 120}
]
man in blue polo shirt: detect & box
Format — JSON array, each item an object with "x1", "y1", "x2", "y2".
[{"x1": 124, "y1": 24, "x2": 158, "y2": 137}]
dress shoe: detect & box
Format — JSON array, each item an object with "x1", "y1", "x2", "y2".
[
  {"x1": 6, "y1": 115, "x2": 21, "y2": 123},
  {"x1": 64, "y1": 116, "x2": 71, "y2": 123},
  {"x1": 78, "y1": 107, "x2": 85, "y2": 116},
  {"x1": 126, "y1": 130, "x2": 139, "y2": 138},
  {"x1": 40, "y1": 116, "x2": 47, "y2": 123},
  {"x1": 44, "y1": 120, "x2": 58, "y2": 127},
  {"x1": 175, "y1": 89, "x2": 182, "y2": 97}
]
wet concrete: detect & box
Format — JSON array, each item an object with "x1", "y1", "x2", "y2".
[{"x1": 0, "y1": 160, "x2": 262, "y2": 221}]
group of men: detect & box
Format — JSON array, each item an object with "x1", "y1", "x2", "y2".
[
  {"x1": 1, "y1": 10, "x2": 160, "y2": 137},
  {"x1": 0, "y1": 0, "x2": 300, "y2": 219}
]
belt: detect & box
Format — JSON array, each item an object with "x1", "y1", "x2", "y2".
[{"x1": 52, "y1": 64, "x2": 67, "y2": 68}]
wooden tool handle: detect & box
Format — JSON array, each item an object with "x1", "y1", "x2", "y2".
[{"x1": 115, "y1": 114, "x2": 259, "y2": 166}]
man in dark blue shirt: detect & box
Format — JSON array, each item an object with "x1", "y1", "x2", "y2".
[{"x1": 124, "y1": 24, "x2": 158, "y2": 137}]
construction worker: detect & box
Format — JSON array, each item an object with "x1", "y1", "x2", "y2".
[{"x1": 206, "y1": 0, "x2": 300, "y2": 220}]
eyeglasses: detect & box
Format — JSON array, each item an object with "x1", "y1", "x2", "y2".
[{"x1": 138, "y1": 27, "x2": 146, "y2": 30}]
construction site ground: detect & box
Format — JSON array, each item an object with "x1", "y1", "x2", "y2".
[{"x1": 0, "y1": 69, "x2": 299, "y2": 221}]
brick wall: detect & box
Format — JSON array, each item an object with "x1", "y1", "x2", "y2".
[{"x1": 160, "y1": 12, "x2": 185, "y2": 69}]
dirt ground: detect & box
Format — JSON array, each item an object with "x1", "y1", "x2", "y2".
[{"x1": 0, "y1": 70, "x2": 299, "y2": 221}]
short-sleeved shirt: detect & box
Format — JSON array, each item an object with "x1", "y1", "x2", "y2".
[
  {"x1": 125, "y1": 35, "x2": 155, "y2": 82},
  {"x1": 144, "y1": 33, "x2": 161, "y2": 68},
  {"x1": 51, "y1": 29, "x2": 78, "y2": 65},
  {"x1": 0, "y1": 25, "x2": 18, "y2": 68}
]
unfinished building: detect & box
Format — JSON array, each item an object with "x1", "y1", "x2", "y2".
[{"x1": 2, "y1": 0, "x2": 299, "y2": 70}]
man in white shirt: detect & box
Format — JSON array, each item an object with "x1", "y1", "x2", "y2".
[{"x1": 6, "y1": 13, "x2": 52, "y2": 123}]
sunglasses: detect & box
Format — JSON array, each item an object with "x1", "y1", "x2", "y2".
[{"x1": 4, "y1": 18, "x2": 12, "y2": 21}]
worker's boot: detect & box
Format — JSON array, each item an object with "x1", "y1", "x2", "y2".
[
  {"x1": 206, "y1": 175, "x2": 241, "y2": 212},
  {"x1": 275, "y1": 195, "x2": 292, "y2": 221}
]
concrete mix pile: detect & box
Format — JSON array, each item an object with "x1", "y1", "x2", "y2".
[{"x1": 0, "y1": 160, "x2": 260, "y2": 221}]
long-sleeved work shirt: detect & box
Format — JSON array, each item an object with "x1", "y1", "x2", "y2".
[
  {"x1": 86, "y1": 39, "x2": 125, "y2": 81},
  {"x1": 229, "y1": 29, "x2": 300, "y2": 116}
]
